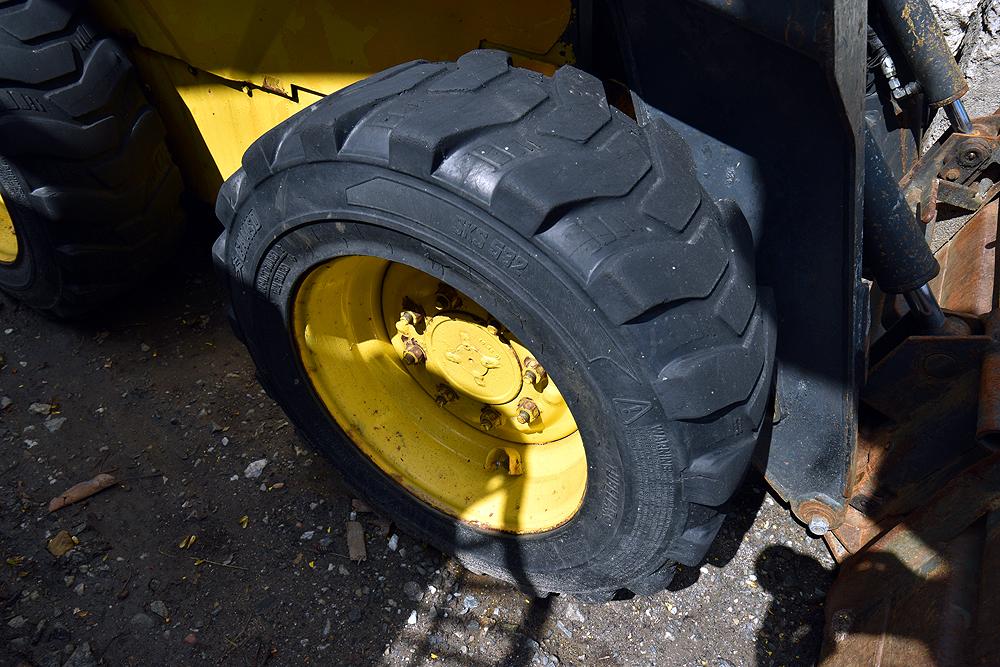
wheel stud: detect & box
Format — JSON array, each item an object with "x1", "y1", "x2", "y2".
[
  {"x1": 433, "y1": 284, "x2": 461, "y2": 311},
  {"x1": 435, "y1": 384, "x2": 458, "y2": 407},
  {"x1": 480, "y1": 406, "x2": 502, "y2": 431},
  {"x1": 515, "y1": 398, "x2": 540, "y2": 425},
  {"x1": 522, "y1": 357, "x2": 546, "y2": 385},
  {"x1": 399, "y1": 310, "x2": 423, "y2": 326},
  {"x1": 401, "y1": 337, "x2": 426, "y2": 365}
]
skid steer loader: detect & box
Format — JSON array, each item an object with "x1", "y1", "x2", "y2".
[{"x1": 0, "y1": 1, "x2": 995, "y2": 662}]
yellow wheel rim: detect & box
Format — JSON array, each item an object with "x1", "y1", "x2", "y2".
[
  {"x1": 292, "y1": 256, "x2": 587, "y2": 533},
  {"x1": 0, "y1": 191, "x2": 17, "y2": 264}
]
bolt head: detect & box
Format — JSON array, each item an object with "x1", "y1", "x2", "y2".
[{"x1": 807, "y1": 516, "x2": 830, "y2": 536}]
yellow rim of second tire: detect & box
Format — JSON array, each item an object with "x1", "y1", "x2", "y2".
[
  {"x1": 292, "y1": 256, "x2": 588, "y2": 533},
  {"x1": 0, "y1": 192, "x2": 17, "y2": 264}
]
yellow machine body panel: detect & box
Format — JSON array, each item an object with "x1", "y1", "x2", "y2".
[{"x1": 92, "y1": 1, "x2": 574, "y2": 202}]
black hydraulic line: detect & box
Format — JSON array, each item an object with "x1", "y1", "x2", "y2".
[
  {"x1": 863, "y1": 127, "x2": 945, "y2": 328},
  {"x1": 877, "y1": 0, "x2": 973, "y2": 133},
  {"x1": 876, "y1": 0, "x2": 968, "y2": 108}
]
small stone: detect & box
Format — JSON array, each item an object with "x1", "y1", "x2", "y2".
[
  {"x1": 130, "y1": 613, "x2": 155, "y2": 630},
  {"x1": 461, "y1": 595, "x2": 480, "y2": 614},
  {"x1": 556, "y1": 620, "x2": 572, "y2": 638},
  {"x1": 62, "y1": 642, "x2": 96, "y2": 667},
  {"x1": 564, "y1": 602, "x2": 586, "y2": 624},
  {"x1": 183, "y1": 633, "x2": 197, "y2": 645},
  {"x1": 149, "y1": 600, "x2": 169, "y2": 619},
  {"x1": 44, "y1": 416, "x2": 67, "y2": 432},
  {"x1": 300, "y1": 530, "x2": 315, "y2": 541},
  {"x1": 244, "y1": 459, "x2": 268, "y2": 479},
  {"x1": 73, "y1": 582, "x2": 85, "y2": 595},
  {"x1": 387, "y1": 534, "x2": 399, "y2": 551},
  {"x1": 47, "y1": 530, "x2": 76, "y2": 557},
  {"x1": 407, "y1": 610, "x2": 418, "y2": 625},
  {"x1": 28, "y1": 402, "x2": 52, "y2": 415},
  {"x1": 8, "y1": 615, "x2": 27, "y2": 629},
  {"x1": 338, "y1": 564, "x2": 350, "y2": 576},
  {"x1": 140, "y1": 343, "x2": 151, "y2": 353},
  {"x1": 715, "y1": 660, "x2": 735, "y2": 667},
  {"x1": 403, "y1": 581, "x2": 422, "y2": 602},
  {"x1": 0, "y1": 396, "x2": 11, "y2": 410}
]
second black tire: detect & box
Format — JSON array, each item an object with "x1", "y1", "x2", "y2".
[
  {"x1": 215, "y1": 50, "x2": 776, "y2": 598},
  {"x1": 0, "y1": 0, "x2": 183, "y2": 317}
]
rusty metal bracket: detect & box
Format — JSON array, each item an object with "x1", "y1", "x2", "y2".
[{"x1": 900, "y1": 111, "x2": 1000, "y2": 225}]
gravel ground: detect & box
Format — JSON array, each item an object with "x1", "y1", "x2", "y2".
[{"x1": 0, "y1": 226, "x2": 835, "y2": 667}]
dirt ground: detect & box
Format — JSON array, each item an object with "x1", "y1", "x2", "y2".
[{"x1": 0, "y1": 224, "x2": 835, "y2": 667}]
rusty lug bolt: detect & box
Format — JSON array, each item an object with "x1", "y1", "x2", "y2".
[
  {"x1": 522, "y1": 357, "x2": 547, "y2": 385},
  {"x1": 433, "y1": 284, "x2": 461, "y2": 311},
  {"x1": 401, "y1": 337, "x2": 426, "y2": 365},
  {"x1": 943, "y1": 167, "x2": 962, "y2": 181},
  {"x1": 479, "y1": 406, "x2": 502, "y2": 431},
  {"x1": 435, "y1": 384, "x2": 458, "y2": 407},
  {"x1": 399, "y1": 310, "x2": 423, "y2": 326},
  {"x1": 515, "y1": 398, "x2": 540, "y2": 425}
]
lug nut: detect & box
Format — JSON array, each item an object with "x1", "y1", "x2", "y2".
[
  {"x1": 433, "y1": 284, "x2": 461, "y2": 311},
  {"x1": 401, "y1": 337, "x2": 426, "y2": 365},
  {"x1": 515, "y1": 398, "x2": 540, "y2": 425},
  {"x1": 399, "y1": 310, "x2": 423, "y2": 326},
  {"x1": 435, "y1": 384, "x2": 458, "y2": 407},
  {"x1": 522, "y1": 357, "x2": 547, "y2": 385},
  {"x1": 480, "y1": 406, "x2": 502, "y2": 431}
]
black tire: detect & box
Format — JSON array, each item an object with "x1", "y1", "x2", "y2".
[
  {"x1": 214, "y1": 50, "x2": 776, "y2": 598},
  {"x1": 0, "y1": 0, "x2": 183, "y2": 317}
]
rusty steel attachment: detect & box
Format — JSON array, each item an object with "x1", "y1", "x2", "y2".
[
  {"x1": 901, "y1": 110, "x2": 1000, "y2": 226},
  {"x1": 820, "y1": 141, "x2": 999, "y2": 664},
  {"x1": 978, "y1": 311, "x2": 1000, "y2": 450}
]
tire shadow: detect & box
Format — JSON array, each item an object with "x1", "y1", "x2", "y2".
[{"x1": 754, "y1": 545, "x2": 832, "y2": 666}]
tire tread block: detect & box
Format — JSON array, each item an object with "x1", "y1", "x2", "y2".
[
  {"x1": 656, "y1": 305, "x2": 769, "y2": 420},
  {"x1": 535, "y1": 65, "x2": 611, "y2": 142}
]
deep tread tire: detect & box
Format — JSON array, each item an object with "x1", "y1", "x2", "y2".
[
  {"x1": 215, "y1": 51, "x2": 776, "y2": 598},
  {"x1": 0, "y1": 0, "x2": 183, "y2": 317}
]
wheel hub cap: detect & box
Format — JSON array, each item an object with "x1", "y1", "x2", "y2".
[{"x1": 292, "y1": 255, "x2": 587, "y2": 533}]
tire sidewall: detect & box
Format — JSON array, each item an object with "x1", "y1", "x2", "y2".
[{"x1": 227, "y1": 162, "x2": 688, "y2": 592}]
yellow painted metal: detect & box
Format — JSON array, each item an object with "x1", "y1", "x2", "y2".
[
  {"x1": 91, "y1": 0, "x2": 574, "y2": 202},
  {"x1": 0, "y1": 192, "x2": 18, "y2": 264},
  {"x1": 293, "y1": 256, "x2": 587, "y2": 533}
]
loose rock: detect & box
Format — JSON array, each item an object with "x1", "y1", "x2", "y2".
[
  {"x1": 244, "y1": 458, "x2": 268, "y2": 479},
  {"x1": 44, "y1": 416, "x2": 67, "y2": 432},
  {"x1": 403, "y1": 581, "x2": 422, "y2": 602},
  {"x1": 63, "y1": 642, "x2": 96, "y2": 667},
  {"x1": 149, "y1": 600, "x2": 169, "y2": 619},
  {"x1": 47, "y1": 530, "x2": 77, "y2": 557}
]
